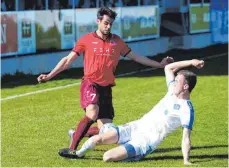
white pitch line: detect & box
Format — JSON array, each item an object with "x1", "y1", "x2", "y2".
[
  {"x1": 116, "y1": 67, "x2": 156, "y2": 77},
  {"x1": 1, "y1": 52, "x2": 227, "y2": 101},
  {"x1": 1, "y1": 83, "x2": 81, "y2": 101},
  {"x1": 201, "y1": 52, "x2": 227, "y2": 60}
]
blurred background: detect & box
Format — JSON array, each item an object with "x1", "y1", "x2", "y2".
[{"x1": 1, "y1": 0, "x2": 228, "y2": 76}]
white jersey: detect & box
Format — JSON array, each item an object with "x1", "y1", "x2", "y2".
[
  {"x1": 116, "y1": 75, "x2": 195, "y2": 160},
  {"x1": 131, "y1": 80, "x2": 195, "y2": 144}
]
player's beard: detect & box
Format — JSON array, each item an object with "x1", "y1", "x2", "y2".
[{"x1": 101, "y1": 29, "x2": 110, "y2": 36}]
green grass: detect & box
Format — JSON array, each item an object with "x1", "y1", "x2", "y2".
[
  {"x1": 1, "y1": 75, "x2": 228, "y2": 166},
  {"x1": 1, "y1": 50, "x2": 228, "y2": 167}
]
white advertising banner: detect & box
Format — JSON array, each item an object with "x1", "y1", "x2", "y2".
[
  {"x1": 75, "y1": 8, "x2": 122, "y2": 40},
  {"x1": 35, "y1": 10, "x2": 61, "y2": 51},
  {"x1": 75, "y1": 8, "x2": 97, "y2": 40},
  {"x1": 110, "y1": 7, "x2": 122, "y2": 37},
  {"x1": 121, "y1": 6, "x2": 160, "y2": 42}
]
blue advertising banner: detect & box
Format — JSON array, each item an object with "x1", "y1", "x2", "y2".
[
  {"x1": 17, "y1": 11, "x2": 36, "y2": 54},
  {"x1": 210, "y1": 0, "x2": 228, "y2": 43},
  {"x1": 60, "y1": 9, "x2": 76, "y2": 49}
]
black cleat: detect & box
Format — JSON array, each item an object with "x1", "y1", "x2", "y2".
[{"x1": 58, "y1": 148, "x2": 79, "y2": 159}]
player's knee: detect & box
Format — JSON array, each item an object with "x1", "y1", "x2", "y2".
[
  {"x1": 103, "y1": 151, "x2": 113, "y2": 162},
  {"x1": 86, "y1": 104, "x2": 99, "y2": 120},
  {"x1": 92, "y1": 135, "x2": 102, "y2": 145}
]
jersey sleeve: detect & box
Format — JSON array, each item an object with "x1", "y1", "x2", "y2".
[
  {"x1": 165, "y1": 68, "x2": 175, "y2": 93},
  {"x1": 180, "y1": 101, "x2": 195, "y2": 130},
  {"x1": 119, "y1": 38, "x2": 131, "y2": 57},
  {"x1": 167, "y1": 80, "x2": 175, "y2": 93},
  {"x1": 72, "y1": 36, "x2": 86, "y2": 56}
]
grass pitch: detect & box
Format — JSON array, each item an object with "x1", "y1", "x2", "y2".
[{"x1": 1, "y1": 52, "x2": 228, "y2": 167}]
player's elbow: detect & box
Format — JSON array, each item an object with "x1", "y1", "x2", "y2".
[
  {"x1": 61, "y1": 57, "x2": 69, "y2": 69},
  {"x1": 164, "y1": 65, "x2": 171, "y2": 73},
  {"x1": 164, "y1": 64, "x2": 177, "y2": 74},
  {"x1": 130, "y1": 55, "x2": 137, "y2": 62},
  {"x1": 63, "y1": 54, "x2": 76, "y2": 69}
]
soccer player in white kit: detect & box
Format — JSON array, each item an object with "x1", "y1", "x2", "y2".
[{"x1": 71, "y1": 59, "x2": 204, "y2": 165}]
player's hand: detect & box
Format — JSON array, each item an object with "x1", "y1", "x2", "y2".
[
  {"x1": 166, "y1": 56, "x2": 174, "y2": 63},
  {"x1": 161, "y1": 56, "x2": 174, "y2": 66},
  {"x1": 191, "y1": 59, "x2": 204, "y2": 69},
  {"x1": 37, "y1": 74, "x2": 50, "y2": 83}
]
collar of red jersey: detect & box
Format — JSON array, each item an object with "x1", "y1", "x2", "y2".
[{"x1": 93, "y1": 31, "x2": 112, "y2": 41}]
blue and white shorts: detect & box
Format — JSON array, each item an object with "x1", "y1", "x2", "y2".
[{"x1": 113, "y1": 122, "x2": 156, "y2": 161}]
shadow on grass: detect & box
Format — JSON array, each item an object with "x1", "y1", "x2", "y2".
[
  {"x1": 153, "y1": 144, "x2": 228, "y2": 153},
  {"x1": 1, "y1": 44, "x2": 228, "y2": 89},
  {"x1": 65, "y1": 154, "x2": 228, "y2": 163},
  {"x1": 77, "y1": 144, "x2": 228, "y2": 163},
  {"x1": 65, "y1": 145, "x2": 228, "y2": 162},
  {"x1": 140, "y1": 154, "x2": 228, "y2": 162},
  {"x1": 94, "y1": 149, "x2": 107, "y2": 152},
  {"x1": 139, "y1": 144, "x2": 228, "y2": 163}
]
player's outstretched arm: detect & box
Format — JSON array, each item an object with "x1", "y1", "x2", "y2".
[
  {"x1": 165, "y1": 59, "x2": 204, "y2": 73},
  {"x1": 164, "y1": 59, "x2": 204, "y2": 84},
  {"x1": 182, "y1": 128, "x2": 193, "y2": 165},
  {"x1": 126, "y1": 51, "x2": 173, "y2": 68},
  {"x1": 37, "y1": 51, "x2": 78, "y2": 83}
]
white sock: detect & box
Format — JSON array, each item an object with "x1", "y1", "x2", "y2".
[{"x1": 76, "y1": 138, "x2": 97, "y2": 157}]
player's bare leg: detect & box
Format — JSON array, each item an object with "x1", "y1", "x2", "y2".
[
  {"x1": 97, "y1": 118, "x2": 112, "y2": 129},
  {"x1": 76, "y1": 128, "x2": 118, "y2": 157},
  {"x1": 103, "y1": 145, "x2": 128, "y2": 162},
  {"x1": 84, "y1": 118, "x2": 112, "y2": 138}
]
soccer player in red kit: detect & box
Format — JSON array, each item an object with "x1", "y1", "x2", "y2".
[{"x1": 37, "y1": 7, "x2": 173, "y2": 158}]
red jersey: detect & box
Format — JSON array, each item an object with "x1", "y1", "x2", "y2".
[{"x1": 72, "y1": 32, "x2": 131, "y2": 86}]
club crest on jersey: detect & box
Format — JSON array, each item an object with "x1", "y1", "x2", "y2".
[
  {"x1": 173, "y1": 104, "x2": 181, "y2": 110},
  {"x1": 110, "y1": 40, "x2": 116, "y2": 45}
]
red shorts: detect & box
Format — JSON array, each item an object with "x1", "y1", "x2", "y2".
[{"x1": 80, "y1": 78, "x2": 114, "y2": 120}]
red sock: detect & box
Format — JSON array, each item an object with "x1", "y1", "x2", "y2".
[
  {"x1": 84, "y1": 126, "x2": 99, "y2": 137},
  {"x1": 69, "y1": 116, "x2": 94, "y2": 150}
]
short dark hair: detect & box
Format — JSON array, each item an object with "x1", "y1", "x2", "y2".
[
  {"x1": 97, "y1": 7, "x2": 117, "y2": 20},
  {"x1": 177, "y1": 70, "x2": 197, "y2": 93}
]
